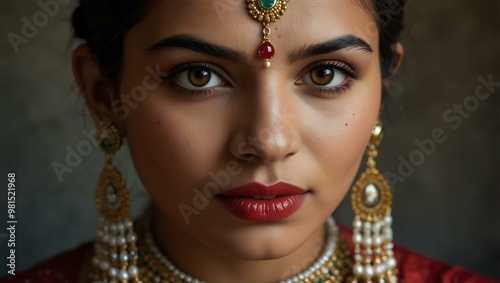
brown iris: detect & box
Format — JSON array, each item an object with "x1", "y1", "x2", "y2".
[
  {"x1": 310, "y1": 66, "x2": 334, "y2": 86},
  {"x1": 188, "y1": 68, "x2": 211, "y2": 87}
]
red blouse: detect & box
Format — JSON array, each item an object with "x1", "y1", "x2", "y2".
[{"x1": 1, "y1": 227, "x2": 498, "y2": 283}]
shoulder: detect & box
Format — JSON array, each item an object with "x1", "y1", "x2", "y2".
[
  {"x1": 338, "y1": 225, "x2": 499, "y2": 283},
  {"x1": 0, "y1": 241, "x2": 93, "y2": 283}
]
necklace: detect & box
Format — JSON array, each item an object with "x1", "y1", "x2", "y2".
[{"x1": 135, "y1": 215, "x2": 352, "y2": 283}]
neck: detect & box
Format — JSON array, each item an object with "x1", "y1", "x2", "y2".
[{"x1": 151, "y1": 206, "x2": 328, "y2": 283}]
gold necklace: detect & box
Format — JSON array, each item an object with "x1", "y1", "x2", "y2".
[{"x1": 133, "y1": 215, "x2": 353, "y2": 283}]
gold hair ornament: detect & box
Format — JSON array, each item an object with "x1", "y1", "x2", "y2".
[{"x1": 246, "y1": 0, "x2": 288, "y2": 68}]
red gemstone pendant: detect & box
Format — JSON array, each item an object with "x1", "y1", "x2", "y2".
[{"x1": 258, "y1": 41, "x2": 275, "y2": 59}]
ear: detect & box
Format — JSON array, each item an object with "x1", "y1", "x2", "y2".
[
  {"x1": 382, "y1": 42, "x2": 404, "y2": 86},
  {"x1": 391, "y1": 42, "x2": 404, "y2": 75},
  {"x1": 380, "y1": 42, "x2": 404, "y2": 116},
  {"x1": 72, "y1": 44, "x2": 124, "y2": 132}
]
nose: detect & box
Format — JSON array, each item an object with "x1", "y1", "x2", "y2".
[{"x1": 229, "y1": 84, "x2": 301, "y2": 164}]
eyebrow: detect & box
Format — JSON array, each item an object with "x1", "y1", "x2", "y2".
[
  {"x1": 288, "y1": 35, "x2": 373, "y2": 63},
  {"x1": 147, "y1": 35, "x2": 248, "y2": 63},
  {"x1": 147, "y1": 34, "x2": 372, "y2": 65}
]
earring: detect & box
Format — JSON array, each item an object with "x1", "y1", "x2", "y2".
[
  {"x1": 89, "y1": 118, "x2": 139, "y2": 283},
  {"x1": 350, "y1": 119, "x2": 398, "y2": 283}
]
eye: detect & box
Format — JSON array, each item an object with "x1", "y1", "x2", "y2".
[
  {"x1": 172, "y1": 65, "x2": 226, "y2": 90},
  {"x1": 295, "y1": 60, "x2": 361, "y2": 97},
  {"x1": 304, "y1": 65, "x2": 346, "y2": 87}
]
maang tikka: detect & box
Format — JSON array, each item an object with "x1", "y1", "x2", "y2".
[
  {"x1": 350, "y1": 119, "x2": 398, "y2": 283},
  {"x1": 246, "y1": 0, "x2": 288, "y2": 68},
  {"x1": 89, "y1": 117, "x2": 140, "y2": 283}
]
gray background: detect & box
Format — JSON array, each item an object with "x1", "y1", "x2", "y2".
[{"x1": 1, "y1": 0, "x2": 499, "y2": 280}]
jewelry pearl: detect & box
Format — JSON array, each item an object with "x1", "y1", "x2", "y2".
[
  {"x1": 99, "y1": 260, "x2": 110, "y2": 270},
  {"x1": 364, "y1": 264, "x2": 374, "y2": 277},
  {"x1": 125, "y1": 219, "x2": 133, "y2": 228},
  {"x1": 375, "y1": 263, "x2": 384, "y2": 275},
  {"x1": 119, "y1": 268, "x2": 129, "y2": 280},
  {"x1": 388, "y1": 257, "x2": 397, "y2": 268},
  {"x1": 109, "y1": 267, "x2": 118, "y2": 278},
  {"x1": 353, "y1": 233, "x2": 362, "y2": 243},
  {"x1": 127, "y1": 233, "x2": 137, "y2": 243},
  {"x1": 354, "y1": 219, "x2": 362, "y2": 229},
  {"x1": 118, "y1": 236, "x2": 127, "y2": 246},
  {"x1": 117, "y1": 223, "x2": 125, "y2": 232},
  {"x1": 385, "y1": 215, "x2": 393, "y2": 225},
  {"x1": 353, "y1": 263, "x2": 364, "y2": 275},
  {"x1": 128, "y1": 265, "x2": 139, "y2": 276},
  {"x1": 109, "y1": 237, "x2": 117, "y2": 246},
  {"x1": 120, "y1": 251, "x2": 129, "y2": 262}
]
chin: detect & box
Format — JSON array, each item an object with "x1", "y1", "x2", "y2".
[
  {"x1": 192, "y1": 209, "x2": 327, "y2": 262},
  {"x1": 205, "y1": 224, "x2": 307, "y2": 261}
]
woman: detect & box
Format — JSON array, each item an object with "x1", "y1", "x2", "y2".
[{"x1": 2, "y1": 0, "x2": 497, "y2": 282}]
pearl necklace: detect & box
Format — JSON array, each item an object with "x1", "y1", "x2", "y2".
[{"x1": 136, "y1": 215, "x2": 352, "y2": 283}]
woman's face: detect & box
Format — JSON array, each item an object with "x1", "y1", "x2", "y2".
[{"x1": 121, "y1": 0, "x2": 381, "y2": 260}]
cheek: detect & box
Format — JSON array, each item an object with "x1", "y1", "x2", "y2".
[
  {"x1": 123, "y1": 96, "x2": 229, "y2": 210},
  {"x1": 302, "y1": 74, "x2": 382, "y2": 207}
]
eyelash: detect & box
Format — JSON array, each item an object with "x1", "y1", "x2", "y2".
[
  {"x1": 163, "y1": 62, "x2": 230, "y2": 99},
  {"x1": 163, "y1": 60, "x2": 361, "y2": 99},
  {"x1": 297, "y1": 60, "x2": 361, "y2": 97}
]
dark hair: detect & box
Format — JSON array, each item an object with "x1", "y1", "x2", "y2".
[
  {"x1": 72, "y1": 0, "x2": 406, "y2": 114},
  {"x1": 369, "y1": 0, "x2": 407, "y2": 120},
  {"x1": 72, "y1": 1, "x2": 162, "y2": 83}
]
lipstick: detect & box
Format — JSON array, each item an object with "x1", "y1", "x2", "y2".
[{"x1": 218, "y1": 182, "x2": 307, "y2": 222}]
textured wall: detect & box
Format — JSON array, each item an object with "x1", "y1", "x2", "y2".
[{"x1": 0, "y1": 0, "x2": 499, "y2": 279}]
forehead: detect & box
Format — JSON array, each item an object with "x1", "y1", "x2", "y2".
[{"x1": 127, "y1": 0, "x2": 378, "y2": 56}]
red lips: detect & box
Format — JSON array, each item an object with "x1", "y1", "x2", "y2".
[{"x1": 218, "y1": 182, "x2": 307, "y2": 222}]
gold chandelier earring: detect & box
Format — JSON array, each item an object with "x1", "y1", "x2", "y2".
[
  {"x1": 89, "y1": 117, "x2": 140, "y2": 283},
  {"x1": 350, "y1": 119, "x2": 398, "y2": 283}
]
